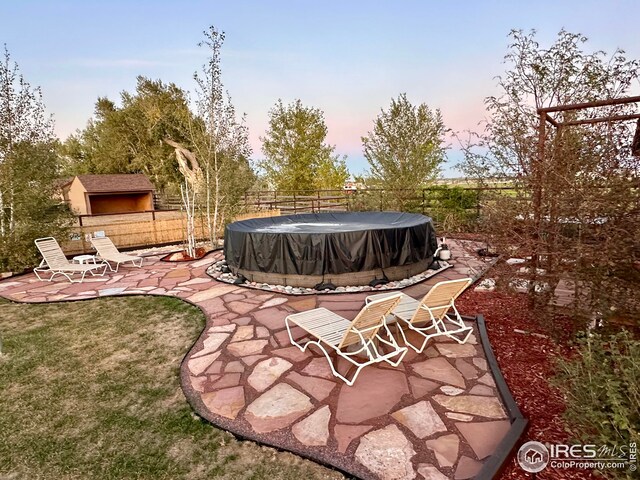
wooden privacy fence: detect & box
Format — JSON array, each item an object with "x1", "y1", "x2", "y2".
[{"x1": 63, "y1": 209, "x2": 280, "y2": 255}]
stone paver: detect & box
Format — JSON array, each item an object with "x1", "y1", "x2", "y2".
[
  {"x1": 0, "y1": 240, "x2": 515, "y2": 480},
  {"x1": 435, "y1": 343, "x2": 477, "y2": 358},
  {"x1": 334, "y1": 424, "x2": 373, "y2": 453},
  {"x1": 456, "y1": 420, "x2": 511, "y2": 459},
  {"x1": 201, "y1": 386, "x2": 245, "y2": 419},
  {"x1": 417, "y1": 464, "x2": 449, "y2": 480},
  {"x1": 292, "y1": 405, "x2": 331, "y2": 446},
  {"x1": 286, "y1": 371, "x2": 336, "y2": 401},
  {"x1": 469, "y1": 384, "x2": 494, "y2": 396},
  {"x1": 455, "y1": 358, "x2": 478, "y2": 380},
  {"x1": 227, "y1": 339, "x2": 268, "y2": 357},
  {"x1": 231, "y1": 325, "x2": 254, "y2": 342},
  {"x1": 355, "y1": 425, "x2": 416, "y2": 480},
  {"x1": 391, "y1": 400, "x2": 447, "y2": 439},
  {"x1": 301, "y1": 357, "x2": 334, "y2": 379},
  {"x1": 245, "y1": 383, "x2": 313, "y2": 433},
  {"x1": 188, "y1": 351, "x2": 220, "y2": 376},
  {"x1": 412, "y1": 357, "x2": 466, "y2": 388},
  {"x1": 455, "y1": 456, "x2": 483, "y2": 479},
  {"x1": 425, "y1": 433, "x2": 460, "y2": 467},
  {"x1": 409, "y1": 376, "x2": 440, "y2": 398},
  {"x1": 248, "y1": 357, "x2": 292, "y2": 392},
  {"x1": 336, "y1": 368, "x2": 409, "y2": 423},
  {"x1": 433, "y1": 394, "x2": 507, "y2": 419},
  {"x1": 440, "y1": 386, "x2": 465, "y2": 396}
]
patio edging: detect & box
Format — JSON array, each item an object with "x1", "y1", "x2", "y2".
[{"x1": 472, "y1": 314, "x2": 529, "y2": 479}]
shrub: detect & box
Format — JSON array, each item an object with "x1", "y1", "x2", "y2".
[
  {"x1": 553, "y1": 330, "x2": 640, "y2": 478},
  {"x1": 425, "y1": 185, "x2": 480, "y2": 232}
]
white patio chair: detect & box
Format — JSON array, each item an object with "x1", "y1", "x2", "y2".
[
  {"x1": 90, "y1": 236, "x2": 143, "y2": 272},
  {"x1": 366, "y1": 278, "x2": 473, "y2": 353},
  {"x1": 34, "y1": 237, "x2": 107, "y2": 283},
  {"x1": 285, "y1": 293, "x2": 407, "y2": 386}
]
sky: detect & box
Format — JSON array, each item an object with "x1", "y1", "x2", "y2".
[{"x1": 2, "y1": 0, "x2": 639, "y2": 177}]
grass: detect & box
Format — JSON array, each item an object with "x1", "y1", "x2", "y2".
[{"x1": 0, "y1": 296, "x2": 343, "y2": 480}]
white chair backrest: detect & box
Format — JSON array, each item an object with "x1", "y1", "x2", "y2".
[
  {"x1": 35, "y1": 237, "x2": 70, "y2": 269},
  {"x1": 91, "y1": 237, "x2": 120, "y2": 256}
]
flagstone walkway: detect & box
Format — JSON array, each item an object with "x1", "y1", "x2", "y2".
[{"x1": 0, "y1": 240, "x2": 515, "y2": 480}]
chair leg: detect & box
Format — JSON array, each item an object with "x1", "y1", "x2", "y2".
[
  {"x1": 34, "y1": 268, "x2": 51, "y2": 282},
  {"x1": 394, "y1": 318, "x2": 436, "y2": 353},
  {"x1": 377, "y1": 324, "x2": 409, "y2": 366},
  {"x1": 439, "y1": 304, "x2": 473, "y2": 344},
  {"x1": 286, "y1": 318, "x2": 383, "y2": 386}
]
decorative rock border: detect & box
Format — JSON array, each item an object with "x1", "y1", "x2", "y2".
[{"x1": 207, "y1": 259, "x2": 454, "y2": 296}]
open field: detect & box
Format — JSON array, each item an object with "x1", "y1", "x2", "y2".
[{"x1": 0, "y1": 296, "x2": 341, "y2": 480}]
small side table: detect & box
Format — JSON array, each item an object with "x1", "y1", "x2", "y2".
[{"x1": 72, "y1": 254, "x2": 98, "y2": 265}]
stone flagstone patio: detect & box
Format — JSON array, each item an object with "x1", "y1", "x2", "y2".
[{"x1": 0, "y1": 239, "x2": 517, "y2": 480}]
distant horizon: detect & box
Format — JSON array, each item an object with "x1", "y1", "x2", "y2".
[{"x1": 2, "y1": 0, "x2": 639, "y2": 178}]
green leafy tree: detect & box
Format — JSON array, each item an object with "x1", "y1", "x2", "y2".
[
  {"x1": 0, "y1": 46, "x2": 72, "y2": 271},
  {"x1": 62, "y1": 77, "x2": 195, "y2": 191},
  {"x1": 362, "y1": 93, "x2": 447, "y2": 208},
  {"x1": 260, "y1": 99, "x2": 349, "y2": 192}
]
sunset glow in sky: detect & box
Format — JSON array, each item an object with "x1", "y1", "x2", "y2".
[{"x1": 2, "y1": 0, "x2": 639, "y2": 176}]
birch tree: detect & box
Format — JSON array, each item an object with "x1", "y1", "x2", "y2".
[
  {"x1": 0, "y1": 46, "x2": 71, "y2": 271},
  {"x1": 190, "y1": 26, "x2": 253, "y2": 246}
]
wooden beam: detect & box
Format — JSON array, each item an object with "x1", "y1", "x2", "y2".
[
  {"x1": 537, "y1": 95, "x2": 640, "y2": 114},
  {"x1": 558, "y1": 112, "x2": 640, "y2": 127},
  {"x1": 544, "y1": 113, "x2": 559, "y2": 128}
]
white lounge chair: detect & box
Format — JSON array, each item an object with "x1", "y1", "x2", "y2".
[
  {"x1": 285, "y1": 294, "x2": 407, "y2": 386},
  {"x1": 366, "y1": 278, "x2": 473, "y2": 353},
  {"x1": 34, "y1": 237, "x2": 107, "y2": 283},
  {"x1": 91, "y1": 236, "x2": 143, "y2": 272}
]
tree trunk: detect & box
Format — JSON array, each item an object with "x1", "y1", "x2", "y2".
[
  {"x1": 206, "y1": 165, "x2": 213, "y2": 247},
  {"x1": 212, "y1": 153, "x2": 220, "y2": 247},
  {"x1": 180, "y1": 180, "x2": 196, "y2": 258},
  {"x1": 8, "y1": 186, "x2": 14, "y2": 235},
  {"x1": 0, "y1": 190, "x2": 4, "y2": 236}
]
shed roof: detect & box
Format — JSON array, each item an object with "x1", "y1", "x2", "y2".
[{"x1": 75, "y1": 174, "x2": 155, "y2": 193}]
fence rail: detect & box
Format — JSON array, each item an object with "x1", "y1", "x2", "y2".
[
  {"x1": 155, "y1": 186, "x2": 516, "y2": 231},
  {"x1": 155, "y1": 186, "x2": 513, "y2": 214},
  {"x1": 63, "y1": 209, "x2": 280, "y2": 255},
  {"x1": 64, "y1": 186, "x2": 514, "y2": 254}
]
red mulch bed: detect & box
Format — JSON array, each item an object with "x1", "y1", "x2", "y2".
[{"x1": 456, "y1": 290, "x2": 597, "y2": 480}]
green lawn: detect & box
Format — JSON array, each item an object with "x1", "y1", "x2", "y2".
[{"x1": 0, "y1": 296, "x2": 343, "y2": 480}]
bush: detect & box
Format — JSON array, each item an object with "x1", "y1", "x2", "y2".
[
  {"x1": 553, "y1": 330, "x2": 640, "y2": 478},
  {"x1": 425, "y1": 185, "x2": 480, "y2": 232}
]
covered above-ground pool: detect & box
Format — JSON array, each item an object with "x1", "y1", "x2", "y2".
[{"x1": 224, "y1": 211, "x2": 438, "y2": 288}]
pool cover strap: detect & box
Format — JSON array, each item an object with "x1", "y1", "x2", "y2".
[{"x1": 224, "y1": 212, "x2": 438, "y2": 276}]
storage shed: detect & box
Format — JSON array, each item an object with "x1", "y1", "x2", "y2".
[{"x1": 61, "y1": 174, "x2": 155, "y2": 215}]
